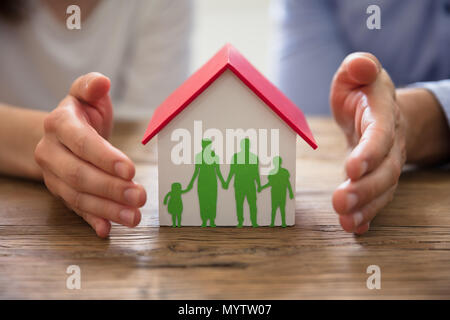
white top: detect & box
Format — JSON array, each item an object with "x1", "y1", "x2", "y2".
[{"x1": 0, "y1": 0, "x2": 192, "y2": 120}]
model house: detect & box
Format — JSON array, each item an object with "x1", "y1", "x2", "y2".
[{"x1": 142, "y1": 44, "x2": 317, "y2": 227}]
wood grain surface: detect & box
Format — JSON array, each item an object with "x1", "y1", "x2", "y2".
[{"x1": 1, "y1": 118, "x2": 449, "y2": 299}]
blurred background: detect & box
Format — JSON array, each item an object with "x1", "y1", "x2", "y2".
[
  {"x1": 191, "y1": 0, "x2": 273, "y2": 75},
  {"x1": 2, "y1": 0, "x2": 447, "y2": 117}
]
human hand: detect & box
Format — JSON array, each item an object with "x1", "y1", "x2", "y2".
[
  {"x1": 34, "y1": 73, "x2": 147, "y2": 238},
  {"x1": 330, "y1": 53, "x2": 406, "y2": 235}
]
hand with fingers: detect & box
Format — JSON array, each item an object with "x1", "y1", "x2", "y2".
[
  {"x1": 34, "y1": 72, "x2": 147, "y2": 238},
  {"x1": 330, "y1": 53, "x2": 407, "y2": 235}
]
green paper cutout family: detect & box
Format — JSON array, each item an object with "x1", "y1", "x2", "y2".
[{"x1": 164, "y1": 138, "x2": 294, "y2": 228}]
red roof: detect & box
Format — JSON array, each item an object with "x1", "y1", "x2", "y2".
[{"x1": 142, "y1": 44, "x2": 317, "y2": 149}]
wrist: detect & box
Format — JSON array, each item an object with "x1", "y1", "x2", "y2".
[
  {"x1": 0, "y1": 104, "x2": 45, "y2": 180},
  {"x1": 397, "y1": 88, "x2": 450, "y2": 165}
]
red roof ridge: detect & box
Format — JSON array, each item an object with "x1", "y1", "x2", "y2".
[{"x1": 142, "y1": 43, "x2": 317, "y2": 149}]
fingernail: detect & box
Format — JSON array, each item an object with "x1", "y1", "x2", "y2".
[
  {"x1": 124, "y1": 188, "x2": 141, "y2": 206},
  {"x1": 353, "y1": 211, "x2": 364, "y2": 228},
  {"x1": 346, "y1": 193, "x2": 358, "y2": 211},
  {"x1": 360, "y1": 161, "x2": 368, "y2": 177},
  {"x1": 115, "y1": 162, "x2": 129, "y2": 179},
  {"x1": 119, "y1": 209, "x2": 135, "y2": 226}
]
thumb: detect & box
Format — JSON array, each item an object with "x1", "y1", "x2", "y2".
[
  {"x1": 330, "y1": 53, "x2": 385, "y2": 132},
  {"x1": 336, "y1": 52, "x2": 381, "y2": 88},
  {"x1": 330, "y1": 53, "x2": 381, "y2": 109},
  {"x1": 69, "y1": 72, "x2": 113, "y2": 138},
  {"x1": 70, "y1": 72, "x2": 111, "y2": 105},
  {"x1": 343, "y1": 52, "x2": 381, "y2": 86}
]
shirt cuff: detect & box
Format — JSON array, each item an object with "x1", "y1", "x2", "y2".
[{"x1": 409, "y1": 80, "x2": 450, "y2": 125}]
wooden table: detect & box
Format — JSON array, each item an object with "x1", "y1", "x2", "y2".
[{"x1": 1, "y1": 118, "x2": 449, "y2": 299}]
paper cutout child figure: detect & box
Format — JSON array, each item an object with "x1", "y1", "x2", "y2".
[
  {"x1": 164, "y1": 182, "x2": 189, "y2": 227},
  {"x1": 259, "y1": 156, "x2": 294, "y2": 227}
]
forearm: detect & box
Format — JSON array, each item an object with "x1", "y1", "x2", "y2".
[
  {"x1": 0, "y1": 104, "x2": 46, "y2": 180},
  {"x1": 187, "y1": 166, "x2": 199, "y2": 188},
  {"x1": 255, "y1": 177, "x2": 261, "y2": 189},
  {"x1": 397, "y1": 88, "x2": 450, "y2": 165},
  {"x1": 225, "y1": 168, "x2": 233, "y2": 186},
  {"x1": 216, "y1": 166, "x2": 225, "y2": 185},
  {"x1": 163, "y1": 193, "x2": 170, "y2": 204},
  {"x1": 287, "y1": 182, "x2": 294, "y2": 197}
]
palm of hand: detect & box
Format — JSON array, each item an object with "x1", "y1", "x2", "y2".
[{"x1": 330, "y1": 53, "x2": 406, "y2": 234}]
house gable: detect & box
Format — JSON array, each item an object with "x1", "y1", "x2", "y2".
[{"x1": 142, "y1": 44, "x2": 317, "y2": 150}]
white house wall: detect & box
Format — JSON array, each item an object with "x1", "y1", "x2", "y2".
[{"x1": 157, "y1": 69, "x2": 297, "y2": 226}]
